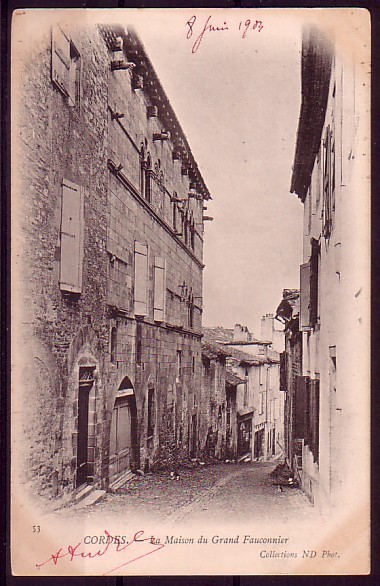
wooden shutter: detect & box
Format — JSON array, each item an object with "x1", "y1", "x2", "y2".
[
  {"x1": 134, "y1": 242, "x2": 148, "y2": 316},
  {"x1": 153, "y1": 257, "x2": 166, "y2": 322},
  {"x1": 309, "y1": 379, "x2": 320, "y2": 463},
  {"x1": 295, "y1": 375, "x2": 309, "y2": 439},
  {"x1": 299, "y1": 262, "x2": 311, "y2": 330},
  {"x1": 51, "y1": 25, "x2": 70, "y2": 96},
  {"x1": 59, "y1": 179, "x2": 83, "y2": 293},
  {"x1": 310, "y1": 239, "x2": 319, "y2": 328},
  {"x1": 279, "y1": 352, "x2": 287, "y2": 392}
]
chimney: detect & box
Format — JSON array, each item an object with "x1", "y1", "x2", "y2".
[
  {"x1": 233, "y1": 324, "x2": 252, "y2": 342},
  {"x1": 261, "y1": 313, "x2": 274, "y2": 342}
]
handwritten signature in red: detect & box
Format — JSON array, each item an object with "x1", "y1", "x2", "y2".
[
  {"x1": 186, "y1": 14, "x2": 264, "y2": 54},
  {"x1": 35, "y1": 529, "x2": 165, "y2": 575}
]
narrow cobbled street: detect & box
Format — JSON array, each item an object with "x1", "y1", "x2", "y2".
[{"x1": 58, "y1": 461, "x2": 319, "y2": 526}]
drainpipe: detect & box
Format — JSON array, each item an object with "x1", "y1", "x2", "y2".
[{"x1": 265, "y1": 365, "x2": 269, "y2": 459}]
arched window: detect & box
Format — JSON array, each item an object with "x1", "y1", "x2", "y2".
[
  {"x1": 140, "y1": 146, "x2": 145, "y2": 197},
  {"x1": 145, "y1": 155, "x2": 151, "y2": 203},
  {"x1": 184, "y1": 218, "x2": 188, "y2": 246},
  {"x1": 190, "y1": 221, "x2": 195, "y2": 251},
  {"x1": 172, "y1": 192, "x2": 178, "y2": 231},
  {"x1": 110, "y1": 326, "x2": 117, "y2": 364},
  {"x1": 188, "y1": 293, "x2": 194, "y2": 329}
]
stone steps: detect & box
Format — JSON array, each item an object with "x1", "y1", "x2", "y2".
[
  {"x1": 74, "y1": 483, "x2": 95, "y2": 502},
  {"x1": 108, "y1": 469, "x2": 134, "y2": 491},
  {"x1": 71, "y1": 488, "x2": 106, "y2": 509}
]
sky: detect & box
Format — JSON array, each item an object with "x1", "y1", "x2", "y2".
[{"x1": 124, "y1": 9, "x2": 305, "y2": 337}]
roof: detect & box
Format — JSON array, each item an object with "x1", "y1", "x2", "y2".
[
  {"x1": 237, "y1": 408, "x2": 255, "y2": 418},
  {"x1": 202, "y1": 340, "x2": 230, "y2": 360},
  {"x1": 99, "y1": 25, "x2": 211, "y2": 201},
  {"x1": 290, "y1": 26, "x2": 333, "y2": 202},
  {"x1": 203, "y1": 327, "x2": 280, "y2": 364},
  {"x1": 225, "y1": 369, "x2": 246, "y2": 386},
  {"x1": 226, "y1": 340, "x2": 272, "y2": 347},
  {"x1": 203, "y1": 326, "x2": 263, "y2": 345},
  {"x1": 227, "y1": 347, "x2": 262, "y2": 366},
  {"x1": 203, "y1": 326, "x2": 234, "y2": 344}
]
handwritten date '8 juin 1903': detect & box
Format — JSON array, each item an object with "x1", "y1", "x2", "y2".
[{"x1": 186, "y1": 14, "x2": 264, "y2": 54}]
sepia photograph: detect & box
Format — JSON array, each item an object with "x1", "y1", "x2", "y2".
[{"x1": 10, "y1": 7, "x2": 370, "y2": 576}]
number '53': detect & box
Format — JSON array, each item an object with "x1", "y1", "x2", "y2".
[{"x1": 33, "y1": 525, "x2": 40, "y2": 533}]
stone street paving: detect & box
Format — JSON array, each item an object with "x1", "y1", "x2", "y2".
[{"x1": 57, "y1": 461, "x2": 320, "y2": 525}]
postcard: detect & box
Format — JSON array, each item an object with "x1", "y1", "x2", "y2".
[{"x1": 10, "y1": 7, "x2": 370, "y2": 576}]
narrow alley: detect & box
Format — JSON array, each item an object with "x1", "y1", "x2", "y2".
[
  {"x1": 10, "y1": 9, "x2": 370, "y2": 577},
  {"x1": 56, "y1": 461, "x2": 319, "y2": 526}
]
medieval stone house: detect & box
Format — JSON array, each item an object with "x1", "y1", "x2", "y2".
[{"x1": 12, "y1": 17, "x2": 210, "y2": 501}]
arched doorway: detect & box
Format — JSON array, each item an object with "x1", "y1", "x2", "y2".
[{"x1": 109, "y1": 376, "x2": 138, "y2": 481}]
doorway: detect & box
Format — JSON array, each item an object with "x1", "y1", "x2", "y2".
[
  {"x1": 109, "y1": 377, "x2": 137, "y2": 480},
  {"x1": 254, "y1": 428, "x2": 265, "y2": 460},
  {"x1": 238, "y1": 417, "x2": 252, "y2": 457},
  {"x1": 76, "y1": 366, "x2": 95, "y2": 488},
  {"x1": 190, "y1": 413, "x2": 197, "y2": 458}
]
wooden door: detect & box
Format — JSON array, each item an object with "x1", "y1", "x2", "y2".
[
  {"x1": 76, "y1": 384, "x2": 90, "y2": 487},
  {"x1": 110, "y1": 397, "x2": 132, "y2": 476}
]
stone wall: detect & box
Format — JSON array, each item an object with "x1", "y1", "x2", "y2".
[
  {"x1": 13, "y1": 21, "x2": 116, "y2": 498},
  {"x1": 12, "y1": 18, "x2": 208, "y2": 500}
]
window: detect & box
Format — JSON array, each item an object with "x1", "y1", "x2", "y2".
[
  {"x1": 172, "y1": 196, "x2": 178, "y2": 232},
  {"x1": 300, "y1": 262, "x2": 311, "y2": 330},
  {"x1": 59, "y1": 179, "x2": 83, "y2": 294},
  {"x1": 259, "y1": 365, "x2": 264, "y2": 386},
  {"x1": 147, "y1": 388, "x2": 155, "y2": 438},
  {"x1": 300, "y1": 239, "x2": 320, "y2": 331},
  {"x1": 176, "y1": 350, "x2": 182, "y2": 380},
  {"x1": 190, "y1": 222, "x2": 195, "y2": 251},
  {"x1": 140, "y1": 147, "x2": 146, "y2": 196},
  {"x1": 322, "y1": 125, "x2": 335, "y2": 239},
  {"x1": 310, "y1": 238, "x2": 320, "y2": 328},
  {"x1": 295, "y1": 375, "x2": 308, "y2": 439},
  {"x1": 243, "y1": 381, "x2": 248, "y2": 407},
  {"x1": 134, "y1": 242, "x2": 148, "y2": 316},
  {"x1": 259, "y1": 392, "x2": 264, "y2": 415},
  {"x1": 192, "y1": 356, "x2": 195, "y2": 374},
  {"x1": 110, "y1": 326, "x2": 117, "y2": 364},
  {"x1": 145, "y1": 156, "x2": 152, "y2": 203},
  {"x1": 51, "y1": 25, "x2": 81, "y2": 106},
  {"x1": 188, "y1": 293, "x2": 194, "y2": 329},
  {"x1": 306, "y1": 379, "x2": 320, "y2": 464},
  {"x1": 184, "y1": 218, "x2": 189, "y2": 246},
  {"x1": 153, "y1": 257, "x2": 166, "y2": 322}
]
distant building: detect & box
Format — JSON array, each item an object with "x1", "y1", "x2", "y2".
[
  {"x1": 199, "y1": 341, "x2": 243, "y2": 461},
  {"x1": 12, "y1": 20, "x2": 211, "y2": 501},
  {"x1": 203, "y1": 325, "x2": 284, "y2": 462},
  {"x1": 285, "y1": 26, "x2": 369, "y2": 511},
  {"x1": 261, "y1": 314, "x2": 285, "y2": 353}
]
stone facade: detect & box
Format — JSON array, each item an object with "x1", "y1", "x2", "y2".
[
  {"x1": 12, "y1": 17, "x2": 209, "y2": 501},
  {"x1": 199, "y1": 341, "x2": 237, "y2": 461}
]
